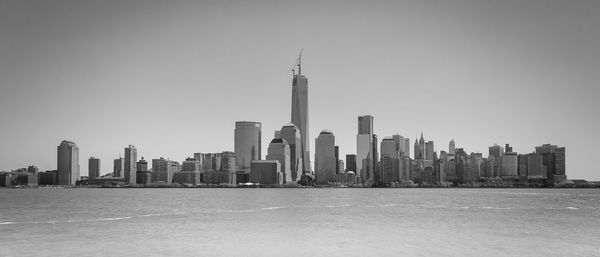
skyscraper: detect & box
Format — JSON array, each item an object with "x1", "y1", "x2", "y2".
[
  {"x1": 124, "y1": 145, "x2": 137, "y2": 184},
  {"x1": 291, "y1": 53, "x2": 310, "y2": 173},
  {"x1": 357, "y1": 115, "x2": 374, "y2": 183},
  {"x1": 414, "y1": 133, "x2": 426, "y2": 160},
  {"x1": 380, "y1": 137, "x2": 396, "y2": 158},
  {"x1": 57, "y1": 140, "x2": 79, "y2": 185},
  {"x1": 280, "y1": 123, "x2": 303, "y2": 182},
  {"x1": 404, "y1": 138, "x2": 410, "y2": 158},
  {"x1": 266, "y1": 138, "x2": 291, "y2": 184},
  {"x1": 315, "y1": 130, "x2": 336, "y2": 185},
  {"x1": 449, "y1": 139, "x2": 456, "y2": 155},
  {"x1": 345, "y1": 154, "x2": 357, "y2": 173},
  {"x1": 392, "y1": 134, "x2": 405, "y2": 156},
  {"x1": 113, "y1": 157, "x2": 124, "y2": 177},
  {"x1": 426, "y1": 141, "x2": 434, "y2": 160},
  {"x1": 234, "y1": 121, "x2": 262, "y2": 170},
  {"x1": 88, "y1": 157, "x2": 100, "y2": 179}
]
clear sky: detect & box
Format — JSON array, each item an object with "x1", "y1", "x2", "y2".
[{"x1": 1, "y1": 0, "x2": 599, "y2": 180}]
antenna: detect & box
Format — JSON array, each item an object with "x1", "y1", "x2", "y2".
[{"x1": 297, "y1": 48, "x2": 303, "y2": 75}]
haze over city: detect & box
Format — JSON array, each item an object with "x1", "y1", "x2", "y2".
[{"x1": 1, "y1": 0, "x2": 599, "y2": 180}]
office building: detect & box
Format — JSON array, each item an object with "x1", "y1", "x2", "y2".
[
  {"x1": 151, "y1": 157, "x2": 180, "y2": 184},
  {"x1": 449, "y1": 139, "x2": 456, "y2": 155},
  {"x1": 88, "y1": 157, "x2": 101, "y2": 179},
  {"x1": 124, "y1": 145, "x2": 137, "y2": 184},
  {"x1": 404, "y1": 138, "x2": 410, "y2": 158},
  {"x1": 182, "y1": 157, "x2": 201, "y2": 172},
  {"x1": 266, "y1": 138, "x2": 291, "y2": 184},
  {"x1": 280, "y1": 123, "x2": 303, "y2": 182},
  {"x1": 234, "y1": 121, "x2": 262, "y2": 170},
  {"x1": 113, "y1": 157, "x2": 124, "y2": 177},
  {"x1": 57, "y1": 140, "x2": 80, "y2": 186},
  {"x1": 315, "y1": 130, "x2": 336, "y2": 185},
  {"x1": 392, "y1": 134, "x2": 405, "y2": 157},
  {"x1": 425, "y1": 141, "x2": 434, "y2": 160},
  {"x1": 502, "y1": 152, "x2": 518, "y2": 178},
  {"x1": 535, "y1": 144, "x2": 566, "y2": 183},
  {"x1": 291, "y1": 55, "x2": 311, "y2": 173},
  {"x1": 136, "y1": 157, "x2": 151, "y2": 185},
  {"x1": 489, "y1": 144, "x2": 504, "y2": 159},
  {"x1": 357, "y1": 115, "x2": 374, "y2": 183},
  {"x1": 345, "y1": 154, "x2": 357, "y2": 173},
  {"x1": 250, "y1": 160, "x2": 282, "y2": 185},
  {"x1": 470, "y1": 153, "x2": 483, "y2": 181}
]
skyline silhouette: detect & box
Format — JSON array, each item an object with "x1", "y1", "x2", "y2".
[{"x1": 1, "y1": 0, "x2": 598, "y2": 180}]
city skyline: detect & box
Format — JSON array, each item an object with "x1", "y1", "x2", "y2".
[{"x1": 1, "y1": 1, "x2": 599, "y2": 180}]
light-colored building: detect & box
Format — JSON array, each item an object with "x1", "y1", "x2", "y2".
[
  {"x1": 113, "y1": 157, "x2": 124, "y2": 177},
  {"x1": 57, "y1": 140, "x2": 79, "y2": 186},
  {"x1": 279, "y1": 123, "x2": 303, "y2": 182},
  {"x1": 234, "y1": 121, "x2": 262, "y2": 170},
  {"x1": 266, "y1": 138, "x2": 291, "y2": 184},
  {"x1": 392, "y1": 134, "x2": 405, "y2": 157},
  {"x1": 449, "y1": 139, "x2": 456, "y2": 155},
  {"x1": 315, "y1": 130, "x2": 336, "y2": 185},
  {"x1": 124, "y1": 145, "x2": 137, "y2": 184},
  {"x1": 357, "y1": 115, "x2": 374, "y2": 183},
  {"x1": 88, "y1": 157, "x2": 101, "y2": 179}
]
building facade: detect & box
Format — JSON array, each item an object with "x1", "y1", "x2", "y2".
[
  {"x1": 124, "y1": 145, "x2": 137, "y2": 184},
  {"x1": 234, "y1": 121, "x2": 262, "y2": 170},
  {"x1": 315, "y1": 130, "x2": 336, "y2": 185},
  {"x1": 57, "y1": 140, "x2": 79, "y2": 186}
]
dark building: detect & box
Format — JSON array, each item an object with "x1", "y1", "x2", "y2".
[
  {"x1": 345, "y1": 154, "x2": 357, "y2": 173},
  {"x1": 38, "y1": 170, "x2": 58, "y2": 185},
  {"x1": 249, "y1": 160, "x2": 282, "y2": 185},
  {"x1": 136, "y1": 157, "x2": 151, "y2": 185},
  {"x1": 88, "y1": 157, "x2": 101, "y2": 179},
  {"x1": 535, "y1": 144, "x2": 566, "y2": 183}
]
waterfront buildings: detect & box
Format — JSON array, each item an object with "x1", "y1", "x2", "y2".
[
  {"x1": 234, "y1": 121, "x2": 262, "y2": 171},
  {"x1": 57, "y1": 140, "x2": 79, "y2": 186}
]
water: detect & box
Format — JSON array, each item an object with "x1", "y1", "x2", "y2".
[{"x1": 1, "y1": 188, "x2": 598, "y2": 257}]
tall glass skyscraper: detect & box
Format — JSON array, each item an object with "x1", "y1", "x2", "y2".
[
  {"x1": 291, "y1": 58, "x2": 310, "y2": 173},
  {"x1": 357, "y1": 115, "x2": 374, "y2": 183},
  {"x1": 315, "y1": 130, "x2": 336, "y2": 185},
  {"x1": 124, "y1": 145, "x2": 137, "y2": 184},
  {"x1": 280, "y1": 123, "x2": 303, "y2": 182},
  {"x1": 57, "y1": 140, "x2": 79, "y2": 185},
  {"x1": 234, "y1": 121, "x2": 262, "y2": 170}
]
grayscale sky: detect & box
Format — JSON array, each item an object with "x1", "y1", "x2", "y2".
[{"x1": 1, "y1": 0, "x2": 599, "y2": 180}]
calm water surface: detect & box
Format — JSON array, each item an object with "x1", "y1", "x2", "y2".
[{"x1": 1, "y1": 188, "x2": 598, "y2": 257}]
